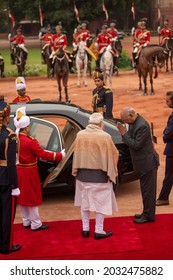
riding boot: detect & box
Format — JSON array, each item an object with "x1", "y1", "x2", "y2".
[
  {"x1": 11, "y1": 53, "x2": 15, "y2": 65},
  {"x1": 41, "y1": 52, "x2": 46, "y2": 64},
  {"x1": 96, "y1": 58, "x2": 100, "y2": 68},
  {"x1": 113, "y1": 56, "x2": 118, "y2": 73},
  {"x1": 1, "y1": 62, "x2": 5, "y2": 78},
  {"x1": 50, "y1": 58, "x2": 54, "y2": 77}
]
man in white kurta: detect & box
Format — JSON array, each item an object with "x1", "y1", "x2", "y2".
[{"x1": 72, "y1": 113, "x2": 119, "y2": 240}]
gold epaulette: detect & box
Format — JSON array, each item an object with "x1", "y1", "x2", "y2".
[{"x1": 105, "y1": 88, "x2": 112, "y2": 94}]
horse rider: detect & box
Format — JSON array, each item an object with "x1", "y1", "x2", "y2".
[
  {"x1": 49, "y1": 25, "x2": 70, "y2": 75},
  {"x1": 39, "y1": 26, "x2": 53, "y2": 63},
  {"x1": 107, "y1": 19, "x2": 119, "y2": 40},
  {"x1": 8, "y1": 27, "x2": 28, "y2": 64},
  {"x1": 92, "y1": 68, "x2": 113, "y2": 119},
  {"x1": 132, "y1": 20, "x2": 150, "y2": 68},
  {"x1": 95, "y1": 25, "x2": 112, "y2": 68},
  {"x1": 108, "y1": 19, "x2": 120, "y2": 72},
  {"x1": 72, "y1": 25, "x2": 88, "y2": 54},
  {"x1": 0, "y1": 53, "x2": 5, "y2": 78},
  {"x1": 158, "y1": 20, "x2": 172, "y2": 52}
]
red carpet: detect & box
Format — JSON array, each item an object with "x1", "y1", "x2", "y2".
[{"x1": 0, "y1": 214, "x2": 173, "y2": 260}]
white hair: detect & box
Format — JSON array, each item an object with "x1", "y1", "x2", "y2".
[
  {"x1": 122, "y1": 107, "x2": 136, "y2": 117},
  {"x1": 89, "y1": 113, "x2": 103, "y2": 124}
]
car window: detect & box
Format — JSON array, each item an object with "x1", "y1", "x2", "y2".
[{"x1": 9, "y1": 116, "x2": 63, "y2": 152}]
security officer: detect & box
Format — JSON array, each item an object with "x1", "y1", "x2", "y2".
[
  {"x1": 92, "y1": 69, "x2": 113, "y2": 119},
  {"x1": 0, "y1": 96, "x2": 21, "y2": 254}
]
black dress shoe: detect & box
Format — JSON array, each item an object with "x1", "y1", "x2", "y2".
[
  {"x1": 1, "y1": 244, "x2": 22, "y2": 254},
  {"x1": 134, "y1": 217, "x2": 154, "y2": 224},
  {"x1": 32, "y1": 224, "x2": 48, "y2": 231},
  {"x1": 94, "y1": 231, "x2": 112, "y2": 240},
  {"x1": 134, "y1": 213, "x2": 143, "y2": 219},
  {"x1": 82, "y1": 230, "x2": 90, "y2": 238},
  {"x1": 24, "y1": 225, "x2": 31, "y2": 228}
]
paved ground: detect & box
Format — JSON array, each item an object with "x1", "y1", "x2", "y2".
[{"x1": 0, "y1": 35, "x2": 172, "y2": 223}]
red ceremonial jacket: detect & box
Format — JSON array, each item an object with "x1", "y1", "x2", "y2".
[
  {"x1": 160, "y1": 27, "x2": 172, "y2": 45},
  {"x1": 12, "y1": 95, "x2": 31, "y2": 103},
  {"x1": 50, "y1": 34, "x2": 67, "y2": 51},
  {"x1": 17, "y1": 133, "x2": 62, "y2": 206},
  {"x1": 96, "y1": 33, "x2": 112, "y2": 52},
  {"x1": 40, "y1": 33, "x2": 53, "y2": 45},
  {"x1": 10, "y1": 35, "x2": 25, "y2": 45},
  {"x1": 133, "y1": 29, "x2": 150, "y2": 45},
  {"x1": 81, "y1": 29, "x2": 90, "y2": 41},
  {"x1": 73, "y1": 31, "x2": 88, "y2": 45},
  {"x1": 108, "y1": 28, "x2": 118, "y2": 39}
]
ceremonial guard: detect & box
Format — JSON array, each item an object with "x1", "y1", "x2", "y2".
[
  {"x1": 12, "y1": 77, "x2": 31, "y2": 103},
  {"x1": 81, "y1": 21, "x2": 91, "y2": 41},
  {"x1": 8, "y1": 27, "x2": 28, "y2": 64},
  {"x1": 159, "y1": 20, "x2": 172, "y2": 48},
  {"x1": 132, "y1": 20, "x2": 150, "y2": 67},
  {"x1": 92, "y1": 69, "x2": 113, "y2": 119},
  {"x1": 39, "y1": 26, "x2": 53, "y2": 63},
  {"x1": 14, "y1": 107, "x2": 66, "y2": 231},
  {"x1": 95, "y1": 25, "x2": 112, "y2": 67},
  {"x1": 50, "y1": 25, "x2": 71, "y2": 74},
  {"x1": 0, "y1": 96, "x2": 21, "y2": 254},
  {"x1": 107, "y1": 20, "x2": 118, "y2": 40},
  {"x1": 72, "y1": 25, "x2": 89, "y2": 51}
]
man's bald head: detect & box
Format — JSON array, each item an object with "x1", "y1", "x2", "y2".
[{"x1": 120, "y1": 107, "x2": 137, "y2": 124}]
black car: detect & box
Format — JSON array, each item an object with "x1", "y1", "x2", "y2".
[{"x1": 9, "y1": 101, "x2": 140, "y2": 193}]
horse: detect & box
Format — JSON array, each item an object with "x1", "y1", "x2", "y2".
[
  {"x1": 12, "y1": 44, "x2": 26, "y2": 76},
  {"x1": 54, "y1": 47, "x2": 70, "y2": 102},
  {"x1": 42, "y1": 44, "x2": 52, "y2": 78},
  {"x1": 100, "y1": 49, "x2": 114, "y2": 89},
  {"x1": 137, "y1": 44, "x2": 165, "y2": 96},
  {"x1": 76, "y1": 41, "x2": 88, "y2": 87},
  {"x1": 111, "y1": 38, "x2": 123, "y2": 74},
  {"x1": 162, "y1": 37, "x2": 173, "y2": 72}
]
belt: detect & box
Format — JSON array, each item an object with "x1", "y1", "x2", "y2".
[
  {"x1": 96, "y1": 106, "x2": 106, "y2": 113},
  {"x1": 17, "y1": 161, "x2": 37, "y2": 167},
  {"x1": 0, "y1": 160, "x2": 7, "y2": 167}
]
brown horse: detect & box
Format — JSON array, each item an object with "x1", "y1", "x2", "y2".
[
  {"x1": 111, "y1": 38, "x2": 122, "y2": 74},
  {"x1": 137, "y1": 45, "x2": 165, "y2": 95},
  {"x1": 42, "y1": 44, "x2": 52, "y2": 78},
  {"x1": 162, "y1": 37, "x2": 173, "y2": 72},
  {"x1": 54, "y1": 47, "x2": 70, "y2": 102}
]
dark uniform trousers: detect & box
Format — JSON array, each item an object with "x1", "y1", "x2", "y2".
[
  {"x1": 140, "y1": 165, "x2": 158, "y2": 220},
  {"x1": 158, "y1": 156, "x2": 173, "y2": 200},
  {"x1": 0, "y1": 186, "x2": 16, "y2": 252}
]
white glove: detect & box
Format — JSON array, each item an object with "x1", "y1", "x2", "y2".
[
  {"x1": 73, "y1": 42, "x2": 77, "y2": 48},
  {"x1": 38, "y1": 32, "x2": 42, "y2": 40},
  {"x1": 157, "y1": 26, "x2": 161, "y2": 34},
  {"x1": 143, "y1": 43, "x2": 147, "y2": 47},
  {"x1": 49, "y1": 51, "x2": 55, "y2": 59},
  {"x1": 61, "y1": 149, "x2": 66, "y2": 159},
  {"x1": 136, "y1": 43, "x2": 140, "y2": 47},
  {"x1": 95, "y1": 42, "x2": 98, "y2": 48},
  {"x1": 11, "y1": 188, "x2": 20, "y2": 196},
  {"x1": 106, "y1": 45, "x2": 112, "y2": 51},
  {"x1": 8, "y1": 33, "x2": 11, "y2": 40}
]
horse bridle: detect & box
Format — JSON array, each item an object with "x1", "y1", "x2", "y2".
[{"x1": 56, "y1": 55, "x2": 66, "y2": 62}]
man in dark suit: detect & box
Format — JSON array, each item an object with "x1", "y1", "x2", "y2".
[
  {"x1": 156, "y1": 91, "x2": 173, "y2": 206},
  {"x1": 0, "y1": 96, "x2": 21, "y2": 254},
  {"x1": 117, "y1": 107, "x2": 159, "y2": 224}
]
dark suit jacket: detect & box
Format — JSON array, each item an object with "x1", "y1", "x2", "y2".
[
  {"x1": 122, "y1": 115, "x2": 159, "y2": 174},
  {"x1": 163, "y1": 111, "x2": 173, "y2": 156}
]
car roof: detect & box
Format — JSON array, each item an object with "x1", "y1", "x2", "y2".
[{"x1": 10, "y1": 101, "x2": 123, "y2": 144}]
